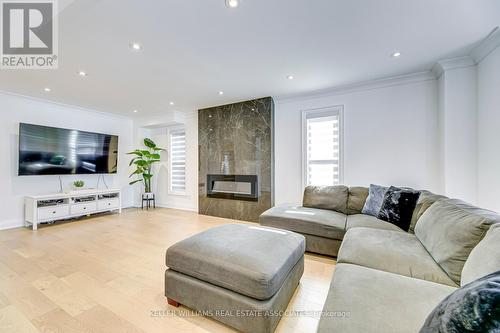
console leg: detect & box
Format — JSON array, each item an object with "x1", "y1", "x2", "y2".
[{"x1": 167, "y1": 298, "x2": 180, "y2": 307}]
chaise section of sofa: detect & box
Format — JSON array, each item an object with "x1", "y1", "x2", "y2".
[{"x1": 259, "y1": 205, "x2": 345, "y2": 256}]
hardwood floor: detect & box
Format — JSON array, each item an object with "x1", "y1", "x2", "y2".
[{"x1": 0, "y1": 208, "x2": 336, "y2": 333}]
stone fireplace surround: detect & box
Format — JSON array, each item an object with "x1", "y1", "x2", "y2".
[{"x1": 198, "y1": 97, "x2": 274, "y2": 222}]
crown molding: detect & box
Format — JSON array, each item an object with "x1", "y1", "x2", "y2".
[
  {"x1": 431, "y1": 27, "x2": 500, "y2": 78},
  {"x1": 471, "y1": 26, "x2": 500, "y2": 64},
  {"x1": 431, "y1": 56, "x2": 476, "y2": 78},
  {"x1": 0, "y1": 89, "x2": 133, "y2": 121},
  {"x1": 274, "y1": 71, "x2": 436, "y2": 103}
]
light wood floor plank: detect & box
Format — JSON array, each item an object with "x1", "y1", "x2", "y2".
[
  {"x1": 76, "y1": 305, "x2": 145, "y2": 333},
  {"x1": 0, "y1": 305, "x2": 40, "y2": 333},
  {"x1": 32, "y1": 308, "x2": 96, "y2": 333},
  {"x1": 32, "y1": 275, "x2": 97, "y2": 317}
]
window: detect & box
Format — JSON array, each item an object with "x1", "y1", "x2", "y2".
[
  {"x1": 169, "y1": 127, "x2": 186, "y2": 193},
  {"x1": 302, "y1": 106, "x2": 343, "y2": 187}
]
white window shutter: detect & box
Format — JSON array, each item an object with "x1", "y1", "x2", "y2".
[
  {"x1": 305, "y1": 109, "x2": 342, "y2": 186},
  {"x1": 169, "y1": 129, "x2": 186, "y2": 192}
]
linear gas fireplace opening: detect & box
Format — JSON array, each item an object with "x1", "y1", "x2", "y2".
[{"x1": 207, "y1": 174, "x2": 258, "y2": 201}]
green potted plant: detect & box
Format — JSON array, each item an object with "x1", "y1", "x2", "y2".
[
  {"x1": 128, "y1": 138, "x2": 166, "y2": 193},
  {"x1": 73, "y1": 180, "x2": 85, "y2": 190}
]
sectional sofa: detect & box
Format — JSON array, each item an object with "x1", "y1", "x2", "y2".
[{"x1": 259, "y1": 186, "x2": 500, "y2": 332}]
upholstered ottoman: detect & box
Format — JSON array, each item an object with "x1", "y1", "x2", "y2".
[{"x1": 165, "y1": 224, "x2": 305, "y2": 333}]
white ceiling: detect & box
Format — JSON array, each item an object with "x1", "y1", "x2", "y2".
[{"x1": 1, "y1": 0, "x2": 499, "y2": 117}]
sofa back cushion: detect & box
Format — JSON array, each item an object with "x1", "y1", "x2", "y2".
[
  {"x1": 347, "y1": 187, "x2": 369, "y2": 215},
  {"x1": 409, "y1": 191, "x2": 448, "y2": 233},
  {"x1": 415, "y1": 199, "x2": 500, "y2": 284},
  {"x1": 461, "y1": 223, "x2": 500, "y2": 286},
  {"x1": 303, "y1": 186, "x2": 348, "y2": 214}
]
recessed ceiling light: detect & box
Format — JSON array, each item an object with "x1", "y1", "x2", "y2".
[
  {"x1": 130, "y1": 42, "x2": 142, "y2": 51},
  {"x1": 169, "y1": 101, "x2": 174, "y2": 105},
  {"x1": 78, "y1": 71, "x2": 87, "y2": 77},
  {"x1": 287, "y1": 75, "x2": 295, "y2": 80},
  {"x1": 218, "y1": 91, "x2": 224, "y2": 95},
  {"x1": 226, "y1": 0, "x2": 239, "y2": 8},
  {"x1": 391, "y1": 51, "x2": 401, "y2": 58},
  {"x1": 43, "y1": 87, "x2": 51, "y2": 92},
  {"x1": 133, "y1": 109, "x2": 138, "y2": 113}
]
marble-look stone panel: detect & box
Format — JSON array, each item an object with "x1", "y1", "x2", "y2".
[{"x1": 198, "y1": 97, "x2": 274, "y2": 222}]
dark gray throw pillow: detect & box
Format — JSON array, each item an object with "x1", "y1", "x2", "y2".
[
  {"x1": 361, "y1": 184, "x2": 388, "y2": 217},
  {"x1": 378, "y1": 186, "x2": 420, "y2": 231},
  {"x1": 420, "y1": 270, "x2": 500, "y2": 333}
]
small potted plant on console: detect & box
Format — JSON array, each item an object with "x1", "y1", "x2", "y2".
[{"x1": 73, "y1": 180, "x2": 85, "y2": 190}]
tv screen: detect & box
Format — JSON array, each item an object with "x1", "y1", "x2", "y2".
[{"x1": 18, "y1": 123, "x2": 119, "y2": 176}]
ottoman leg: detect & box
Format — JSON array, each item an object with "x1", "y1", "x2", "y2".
[{"x1": 167, "y1": 298, "x2": 180, "y2": 307}]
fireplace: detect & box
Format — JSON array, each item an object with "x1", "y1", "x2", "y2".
[
  {"x1": 199, "y1": 97, "x2": 274, "y2": 222},
  {"x1": 207, "y1": 174, "x2": 258, "y2": 201}
]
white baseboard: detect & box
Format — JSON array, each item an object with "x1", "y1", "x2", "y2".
[
  {"x1": 132, "y1": 202, "x2": 198, "y2": 212},
  {"x1": 155, "y1": 203, "x2": 198, "y2": 212},
  {"x1": 0, "y1": 219, "x2": 25, "y2": 231}
]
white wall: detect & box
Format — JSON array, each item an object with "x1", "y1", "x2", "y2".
[
  {"x1": 477, "y1": 45, "x2": 500, "y2": 211},
  {"x1": 133, "y1": 111, "x2": 198, "y2": 211},
  {"x1": 0, "y1": 92, "x2": 135, "y2": 230},
  {"x1": 437, "y1": 64, "x2": 478, "y2": 204},
  {"x1": 274, "y1": 75, "x2": 441, "y2": 204}
]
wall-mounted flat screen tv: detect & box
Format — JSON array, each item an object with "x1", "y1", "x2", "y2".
[{"x1": 18, "y1": 123, "x2": 119, "y2": 175}]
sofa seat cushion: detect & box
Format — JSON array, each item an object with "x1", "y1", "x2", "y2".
[
  {"x1": 337, "y1": 228, "x2": 457, "y2": 286},
  {"x1": 166, "y1": 224, "x2": 305, "y2": 300},
  {"x1": 317, "y1": 264, "x2": 457, "y2": 333},
  {"x1": 415, "y1": 199, "x2": 500, "y2": 285},
  {"x1": 346, "y1": 214, "x2": 403, "y2": 232},
  {"x1": 259, "y1": 205, "x2": 346, "y2": 240}
]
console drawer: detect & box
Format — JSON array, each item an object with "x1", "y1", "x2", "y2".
[
  {"x1": 38, "y1": 205, "x2": 70, "y2": 221},
  {"x1": 98, "y1": 199, "x2": 120, "y2": 211},
  {"x1": 70, "y1": 202, "x2": 97, "y2": 215}
]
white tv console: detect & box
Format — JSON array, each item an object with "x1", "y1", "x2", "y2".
[{"x1": 25, "y1": 189, "x2": 122, "y2": 230}]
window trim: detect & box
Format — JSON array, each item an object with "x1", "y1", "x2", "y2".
[
  {"x1": 301, "y1": 105, "x2": 344, "y2": 189},
  {"x1": 167, "y1": 125, "x2": 187, "y2": 196}
]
